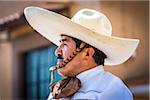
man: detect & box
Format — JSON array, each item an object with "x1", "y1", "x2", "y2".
[{"x1": 24, "y1": 7, "x2": 139, "y2": 100}]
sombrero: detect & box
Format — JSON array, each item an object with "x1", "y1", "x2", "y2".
[{"x1": 24, "y1": 6, "x2": 139, "y2": 65}]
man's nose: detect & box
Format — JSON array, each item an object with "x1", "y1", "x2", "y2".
[{"x1": 55, "y1": 45, "x2": 62, "y2": 57}]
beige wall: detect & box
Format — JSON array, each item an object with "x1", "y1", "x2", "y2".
[
  {"x1": 0, "y1": 42, "x2": 12, "y2": 99},
  {"x1": 100, "y1": 1, "x2": 149, "y2": 80}
]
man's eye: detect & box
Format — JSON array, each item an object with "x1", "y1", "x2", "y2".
[
  {"x1": 64, "y1": 43, "x2": 67, "y2": 46},
  {"x1": 62, "y1": 43, "x2": 67, "y2": 46}
]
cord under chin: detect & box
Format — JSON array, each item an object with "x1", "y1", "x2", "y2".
[{"x1": 49, "y1": 42, "x2": 87, "y2": 86}]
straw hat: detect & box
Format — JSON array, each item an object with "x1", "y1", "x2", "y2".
[{"x1": 24, "y1": 7, "x2": 139, "y2": 65}]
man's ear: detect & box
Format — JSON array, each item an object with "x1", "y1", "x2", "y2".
[{"x1": 84, "y1": 48, "x2": 95, "y2": 60}]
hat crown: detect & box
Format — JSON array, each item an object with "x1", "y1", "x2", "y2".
[{"x1": 71, "y1": 9, "x2": 112, "y2": 36}]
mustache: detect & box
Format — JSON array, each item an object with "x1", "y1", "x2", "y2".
[{"x1": 57, "y1": 55, "x2": 63, "y2": 60}]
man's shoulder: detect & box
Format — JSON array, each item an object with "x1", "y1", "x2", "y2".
[
  {"x1": 96, "y1": 72, "x2": 124, "y2": 90},
  {"x1": 103, "y1": 72, "x2": 128, "y2": 90},
  {"x1": 79, "y1": 71, "x2": 122, "y2": 93},
  {"x1": 103, "y1": 72, "x2": 133, "y2": 97},
  {"x1": 78, "y1": 72, "x2": 132, "y2": 98}
]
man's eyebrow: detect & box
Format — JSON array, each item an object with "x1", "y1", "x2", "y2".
[{"x1": 59, "y1": 38, "x2": 67, "y2": 42}]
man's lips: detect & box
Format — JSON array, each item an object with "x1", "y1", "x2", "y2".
[
  {"x1": 57, "y1": 59, "x2": 64, "y2": 65},
  {"x1": 57, "y1": 55, "x2": 64, "y2": 65}
]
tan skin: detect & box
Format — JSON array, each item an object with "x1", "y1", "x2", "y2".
[{"x1": 55, "y1": 35, "x2": 98, "y2": 77}]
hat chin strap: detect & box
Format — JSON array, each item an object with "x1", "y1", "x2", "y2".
[
  {"x1": 49, "y1": 42, "x2": 87, "y2": 99},
  {"x1": 49, "y1": 42, "x2": 87, "y2": 86}
]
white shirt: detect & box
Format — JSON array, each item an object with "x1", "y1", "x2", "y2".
[{"x1": 48, "y1": 65, "x2": 133, "y2": 100}]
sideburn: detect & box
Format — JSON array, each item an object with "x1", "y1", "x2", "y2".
[{"x1": 72, "y1": 37, "x2": 82, "y2": 48}]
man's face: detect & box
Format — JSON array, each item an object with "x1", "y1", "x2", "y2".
[
  {"x1": 55, "y1": 35, "x2": 97, "y2": 77},
  {"x1": 55, "y1": 35, "x2": 77, "y2": 76}
]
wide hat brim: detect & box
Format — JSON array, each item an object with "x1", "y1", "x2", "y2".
[{"x1": 24, "y1": 7, "x2": 139, "y2": 65}]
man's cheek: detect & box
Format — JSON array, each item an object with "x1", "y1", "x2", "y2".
[
  {"x1": 63, "y1": 48, "x2": 70, "y2": 59},
  {"x1": 63, "y1": 47, "x2": 68, "y2": 53}
]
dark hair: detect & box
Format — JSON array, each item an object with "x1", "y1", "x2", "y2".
[{"x1": 72, "y1": 37, "x2": 107, "y2": 66}]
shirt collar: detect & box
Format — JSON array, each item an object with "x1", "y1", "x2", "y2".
[{"x1": 77, "y1": 65, "x2": 104, "y2": 84}]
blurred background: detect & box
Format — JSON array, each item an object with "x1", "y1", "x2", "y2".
[{"x1": 0, "y1": 0, "x2": 149, "y2": 100}]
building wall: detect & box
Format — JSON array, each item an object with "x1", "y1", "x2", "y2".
[
  {"x1": 0, "y1": 42, "x2": 12, "y2": 99},
  {"x1": 12, "y1": 32, "x2": 51, "y2": 99},
  {"x1": 101, "y1": 1, "x2": 149, "y2": 80}
]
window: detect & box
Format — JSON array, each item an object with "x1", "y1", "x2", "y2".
[{"x1": 25, "y1": 44, "x2": 62, "y2": 99}]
